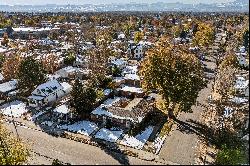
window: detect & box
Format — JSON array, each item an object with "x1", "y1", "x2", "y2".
[
  {"x1": 52, "y1": 86, "x2": 57, "y2": 90},
  {"x1": 30, "y1": 100, "x2": 36, "y2": 105},
  {"x1": 46, "y1": 88, "x2": 53, "y2": 93}
]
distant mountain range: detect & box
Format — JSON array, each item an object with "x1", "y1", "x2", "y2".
[{"x1": 0, "y1": 0, "x2": 248, "y2": 12}]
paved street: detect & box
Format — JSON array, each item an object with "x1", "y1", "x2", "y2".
[{"x1": 4, "y1": 123, "x2": 162, "y2": 165}]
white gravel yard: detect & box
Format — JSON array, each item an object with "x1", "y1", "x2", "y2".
[
  {"x1": 0, "y1": 100, "x2": 29, "y2": 118},
  {"x1": 58, "y1": 120, "x2": 99, "y2": 136},
  {"x1": 94, "y1": 127, "x2": 123, "y2": 142},
  {"x1": 120, "y1": 126, "x2": 154, "y2": 149}
]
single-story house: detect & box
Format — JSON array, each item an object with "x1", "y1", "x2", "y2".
[
  {"x1": 118, "y1": 33, "x2": 125, "y2": 40},
  {"x1": 124, "y1": 73, "x2": 141, "y2": 87},
  {"x1": 28, "y1": 80, "x2": 72, "y2": 108},
  {"x1": 46, "y1": 74, "x2": 61, "y2": 81},
  {"x1": 239, "y1": 46, "x2": 246, "y2": 53},
  {"x1": 108, "y1": 57, "x2": 128, "y2": 70},
  {"x1": 119, "y1": 85, "x2": 145, "y2": 98},
  {"x1": 0, "y1": 46, "x2": 8, "y2": 54},
  {"x1": 55, "y1": 66, "x2": 89, "y2": 80},
  {"x1": 122, "y1": 65, "x2": 138, "y2": 76},
  {"x1": 91, "y1": 96, "x2": 154, "y2": 129},
  {"x1": 73, "y1": 55, "x2": 88, "y2": 68},
  {"x1": 11, "y1": 27, "x2": 51, "y2": 39},
  {"x1": 38, "y1": 38, "x2": 54, "y2": 46}
]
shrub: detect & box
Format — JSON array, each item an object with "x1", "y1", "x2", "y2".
[
  {"x1": 96, "y1": 90, "x2": 105, "y2": 100},
  {"x1": 64, "y1": 52, "x2": 75, "y2": 66},
  {"x1": 159, "y1": 121, "x2": 173, "y2": 137},
  {"x1": 215, "y1": 144, "x2": 246, "y2": 165}
]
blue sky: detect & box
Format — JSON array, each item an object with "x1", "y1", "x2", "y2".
[{"x1": 2, "y1": 0, "x2": 235, "y2": 5}]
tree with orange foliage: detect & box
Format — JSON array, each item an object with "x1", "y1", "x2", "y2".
[
  {"x1": 1, "y1": 33, "x2": 9, "y2": 47},
  {"x1": 2, "y1": 55, "x2": 22, "y2": 81},
  {"x1": 41, "y1": 54, "x2": 60, "y2": 74}
]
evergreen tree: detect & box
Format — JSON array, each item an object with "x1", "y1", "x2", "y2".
[
  {"x1": 71, "y1": 80, "x2": 97, "y2": 118},
  {"x1": 71, "y1": 79, "x2": 84, "y2": 111},
  {"x1": 81, "y1": 87, "x2": 97, "y2": 114},
  {"x1": 64, "y1": 52, "x2": 75, "y2": 66},
  {"x1": 111, "y1": 65, "x2": 122, "y2": 77},
  {"x1": 243, "y1": 29, "x2": 249, "y2": 53},
  {"x1": 17, "y1": 57, "x2": 47, "y2": 95}
]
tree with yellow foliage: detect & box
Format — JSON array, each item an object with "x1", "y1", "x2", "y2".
[
  {"x1": 0, "y1": 123, "x2": 29, "y2": 165},
  {"x1": 193, "y1": 22, "x2": 215, "y2": 47},
  {"x1": 219, "y1": 54, "x2": 239, "y2": 70},
  {"x1": 140, "y1": 37, "x2": 204, "y2": 118},
  {"x1": 134, "y1": 31, "x2": 144, "y2": 44}
]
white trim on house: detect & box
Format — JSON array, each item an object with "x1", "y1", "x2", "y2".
[{"x1": 28, "y1": 80, "x2": 72, "y2": 107}]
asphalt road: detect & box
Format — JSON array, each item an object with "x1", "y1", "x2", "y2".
[{"x1": 4, "y1": 123, "x2": 162, "y2": 165}]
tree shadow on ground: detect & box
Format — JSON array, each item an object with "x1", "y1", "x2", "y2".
[
  {"x1": 101, "y1": 144, "x2": 130, "y2": 165},
  {"x1": 174, "y1": 118, "x2": 242, "y2": 149},
  {"x1": 37, "y1": 112, "x2": 130, "y2": 165},
  {"x1": 90, "y1": 137, "x2": 130, "y2": 165}
]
